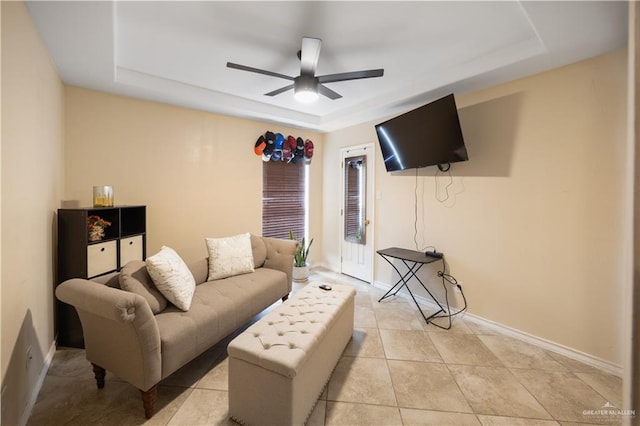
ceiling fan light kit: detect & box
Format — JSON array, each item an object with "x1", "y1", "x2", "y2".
[
  {"x1": 294, "y1": 76, "x2": 319, "y2": 103},
  {"x1": 227, "y1": 36, "x2": 384, "y2": 103}
]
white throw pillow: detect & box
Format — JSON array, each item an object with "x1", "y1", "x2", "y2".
[
  {"x1": 145, "y1": 246, "x2": 196, "y2": 311},
  {"x1": 206, "y1": 233, "x2": 255, "y2": 281}
]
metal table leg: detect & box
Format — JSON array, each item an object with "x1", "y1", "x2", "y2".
[{"x1": 377, "y1": 254, "x2": 449, "y2": 327}]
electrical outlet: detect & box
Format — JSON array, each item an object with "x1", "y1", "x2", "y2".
[{"x1": 26, "y1": 346, "x2": 33, "y2": 370}]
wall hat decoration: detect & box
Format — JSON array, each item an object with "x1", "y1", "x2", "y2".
[{"x1": 255, "y1": 131, "x2": 314, "y2": 165}]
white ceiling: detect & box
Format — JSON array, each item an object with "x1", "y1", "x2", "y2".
[{"x1": 26, "y1": 1, "x2": 628, "y2": 133}]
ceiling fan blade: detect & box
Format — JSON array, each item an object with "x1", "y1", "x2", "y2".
[
  {"x1": 318, "y1": 84, "x2": 342, "y2": 100},
  {"x1": 318, "y1": 69, "x2": 384, "y2": 84},
  {"x1": 300, "y1": 37, "x2": 322, "y2": 76},
  {"x1": 226, "y1": 62, "x2": 294, "y2": 81},
  {"x1": 265, "y1": 84, "x2": 295, "y2": 97}
]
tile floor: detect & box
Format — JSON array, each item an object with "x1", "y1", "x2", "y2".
[{"x1": 28, "y1": 269, "x2": 624, "y2": 425}]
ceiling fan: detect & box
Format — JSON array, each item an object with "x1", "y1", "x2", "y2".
[{"x1": 226, "y1": 37, "x2": 384, "y2": 102}]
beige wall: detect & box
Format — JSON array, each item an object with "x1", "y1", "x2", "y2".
[
  {"x1": 1, "y1": 0, "x2": 3, "y2": 417},
  {"x1": 1, "y1": 2, "x2": 65, "y2": 424},
  {"x1": 323, "y1": 49, "x2": 628, "y2": 365},
  {"x1": 627, "y1": 0, "x2": 639, "y2": 413},
  {"x1": 64, "y1": 87, "x2": 324, "y2": 264}
]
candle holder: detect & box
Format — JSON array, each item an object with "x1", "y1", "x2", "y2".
[{"x1": 93, "y1": 186, "x2": 114, "y2": 207}]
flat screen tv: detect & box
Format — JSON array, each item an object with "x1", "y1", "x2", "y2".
[{"x1": 375, "y1": 94, "x2": 468, "y2": 172}]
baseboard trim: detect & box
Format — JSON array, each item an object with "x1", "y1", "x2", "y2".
[
  {"x1": 372, "y1": 280, "x2": 623, "y2": 377},
  {"x1": 19, "y1": 340, "x2": 56, "y2": 426}
]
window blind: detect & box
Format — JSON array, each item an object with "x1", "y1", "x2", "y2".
[
  {"x1": 344, "y1": 156, "x2": 366, "y2": 244},
  {"x1": 262, "y1": 161, "x2": 307, "y2": 240}
]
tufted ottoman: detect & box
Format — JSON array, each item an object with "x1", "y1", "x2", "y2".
[{"x1": 227, "y1": 283, "x2": 355, "y2": 425}]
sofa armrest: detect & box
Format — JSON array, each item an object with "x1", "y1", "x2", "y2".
[
  {"x1": 55, "y1": 279, "x2": 162, "y2": 391},
  {"x1": 261, "y1": 237, "x2": 297, "y2": 290}
]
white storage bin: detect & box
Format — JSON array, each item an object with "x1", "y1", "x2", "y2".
[
  {"x1": 120, "y1": 235, "x2": 144, "y2": 266},
  {"x1": 87, "y1": 241, "x2": 117, "y2": 278}
]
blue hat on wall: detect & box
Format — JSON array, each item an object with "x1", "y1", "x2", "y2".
[{"x1": 275, "y1": 133, "x2": 285, "y2": 150}]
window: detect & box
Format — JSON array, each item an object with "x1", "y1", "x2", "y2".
[
  {"x1": 344, "y1": 155, "x2": 366, "y2": 244},
  {"x1": 262, "y1": 161, "x2": 308, "y2": 240}
]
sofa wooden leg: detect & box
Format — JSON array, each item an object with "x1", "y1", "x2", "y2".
[
  {"x1": 282, "y1": 294, "x2": 289, "y2": 302},
  {"x1": 141, "y1": 386, "x2": 157, "y2": 419},
  {"x1": 91, "y1": 363, "x2": 105, "y2": 389}
]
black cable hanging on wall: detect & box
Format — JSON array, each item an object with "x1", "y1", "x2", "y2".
[
  {"x1": 429, "y1": 256, "x2": 468, "y2": 330},
  {"x1": 410, "y1": 168, "x2": 467, "y2": 330}
]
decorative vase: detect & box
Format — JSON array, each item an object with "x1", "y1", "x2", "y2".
[
  {"x1": 292, "y1": 264, "x2": 310, "y2": 282},
  {"x1": 93, "y1": 185, "x2": 114, "y2": 207},
  {"x1": 88, "y1": 225, "x2": 104, "y2": 242}
]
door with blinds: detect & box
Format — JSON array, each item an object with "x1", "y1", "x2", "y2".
[{"x1": 340, "y1": 144, "x2": 374, "y2": 282}]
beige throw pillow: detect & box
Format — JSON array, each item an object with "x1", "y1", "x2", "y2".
[
  {"x1": 206, "y1": 233, "x2": 255, "y2": 281},
  {"x1": 145, "y1": 246, "x2": 196, "y2": 311}
]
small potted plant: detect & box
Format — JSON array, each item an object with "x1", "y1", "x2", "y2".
[
  {"x1": 87, "y1": 215, "x2": 112, "y2": 242},
  {"x1": 289, "y1": 230, "x2": 313, "y2": 282}
]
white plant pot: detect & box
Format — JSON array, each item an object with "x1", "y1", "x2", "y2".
[{"x1": 292, "y1": 264, "x2": 310, "y2": 282}]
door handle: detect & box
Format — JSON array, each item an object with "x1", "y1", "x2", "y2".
[{"x1": 364, "y1": 219, "x2": 371, "y2": 226}]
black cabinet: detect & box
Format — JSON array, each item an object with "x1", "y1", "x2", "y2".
[{"x1": 56, "y1": 205, "x2": 146, "y2": 347}]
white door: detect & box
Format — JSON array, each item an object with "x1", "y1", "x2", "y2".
[{"x1": 340, "y1": 144, "x2": 374, "y2": 282}]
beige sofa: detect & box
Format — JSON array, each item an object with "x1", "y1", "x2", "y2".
[{"x1": 55, "y1": 235, "x2": 296, "y2": 418}]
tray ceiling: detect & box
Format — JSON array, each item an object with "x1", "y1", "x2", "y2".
[{"x1": 26, "y1": 1, "x2": 627, "y2": 132}]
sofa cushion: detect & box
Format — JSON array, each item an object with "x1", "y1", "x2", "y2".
[
  {"x1": 250, "y1": 234, "x2": 267, "y2": 268},
  {"x1": 263, "y1": 237, "x2": 298, "y2": 283},
  {"x1": 188, "y1": 258, "x2": 209, "y2": 285},
  {"x1": 155, "y1": 267, "x2": 289, "y2": 378},
  {"x1": 188, "y1": 236, "x2": 265, "y2": 286},
  {"x1": 206, "y1": 233, "x2": 255, "y2": 281},
  {"x1": 119, "y1": 260, "x2": 168, "y2": 314},
  {"x1": 145, "y1": 246, "x2": 196, "y2": 311}
]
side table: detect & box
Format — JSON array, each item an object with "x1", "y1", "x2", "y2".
[{"x1": 377, "y1": 247, "x2": 452, "y2": 329}]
